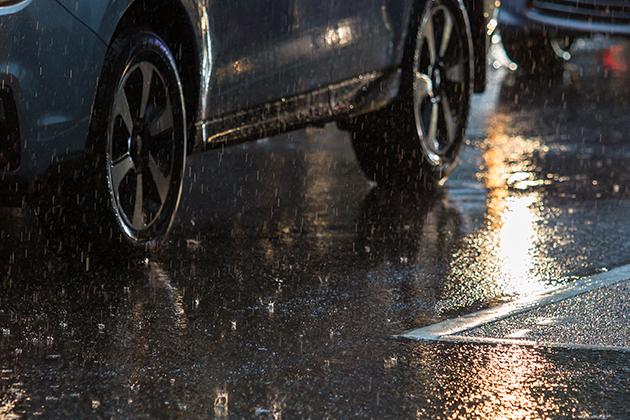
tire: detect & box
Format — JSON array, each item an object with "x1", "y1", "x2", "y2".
[
  {"x1": 88, "y1": 30, "x2": 187, "y2": 249},
  {"x1": 351, "y1": 0, "x2": 473, "y2": 188}
]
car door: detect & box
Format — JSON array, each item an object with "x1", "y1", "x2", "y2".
[
  {"x1": 208, "y1": 0, "x2": 295, "y2": 115},
  {"x1": 285, "y1": 0, "x2": 334, "y2": 95},
  {"x1": 328, "y1": 0, "x2": 411, "y2": 83},
  {"x1": 209, "y1": 0, "x2": 334, "y2": 114}
]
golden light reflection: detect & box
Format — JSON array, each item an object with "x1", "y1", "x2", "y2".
[
  {"x1": 437, "y1": 115, "x2": 560, "y2": 313},
  {"x1": 471, "y1": 346, "x2": 550, "y2": 419},
  {"x1": 0, "y1": 381, "x2": 23, "y2": 420},
  {"x1": 496, "y1": 195, "x2": 549, "y2": 297},
  {"x1": 113, "y1": 263, "x2": 191, "y2": 407},
  {"x1": 412, "y1": 333, "x2": 611, "y2": 418},
  {"x1": 214, "y1": 389, "x2": 229, "y2": 419},
  {"x1": 410, "y1": 344, "x2": 570, "y2": 419},
  {"x1": 304, "y1": 147, "x2": 337, "y2": 248},
  {"x1": 325, "y1": 22, "x2": 353, "y2": 46}
]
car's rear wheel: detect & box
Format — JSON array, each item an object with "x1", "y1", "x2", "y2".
[
  {"x1": 351, "y1": 0, "x2": 473, "y2": 187},
  {"x1": 89, "y1": 30, "x2": 187, "y2": 249}
]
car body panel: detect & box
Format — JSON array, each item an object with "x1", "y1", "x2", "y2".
[
  {"x1": 328, "y1": 0, "x2": 410, "y2": 85},
  {"x1": 0, "y1": 0, "x2": 106, "y2": 183},
  {"x1": 55, "y1": 0, "x2": 213, "y2": 124},
  {"x1": 1, "y1": 0, "x2": 490, "y2": 194},
  {"x1": 207, "y1": 0, "x2": 333, "y2": 114},
  {"x1": 499, "y1": 0, "x2": 630, "y2": 37},
  {"x1": 55, "y1": 0, "x2": 418, "y2": 120}
]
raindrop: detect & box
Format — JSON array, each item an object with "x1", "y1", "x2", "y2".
[
  {"x1": 214, "y1": 390, "x2": 229, "y2": 418},
  {"x1": 384, "y1": 355, "x2": 398, "y2": 369},
  {"x1": 255, "y1": 408, "x2": 272, "y2": 415}
]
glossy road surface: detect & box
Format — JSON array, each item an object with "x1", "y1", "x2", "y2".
[{"x1": 2, "y1": 37, "x2": 630, "y2": 418}]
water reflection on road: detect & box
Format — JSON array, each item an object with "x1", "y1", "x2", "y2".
[{"x1": 2, "y1": 38, "x2": 630, "y2": 417}]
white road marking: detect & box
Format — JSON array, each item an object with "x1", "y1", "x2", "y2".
[{"x1": 400, "y1": 263, "x2": 630, "y2": 347}]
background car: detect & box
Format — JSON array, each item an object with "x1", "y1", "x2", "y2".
[
  {"x1": 0, "y1": 0, "x2": 493, "y2": 249},
  {"x1": 499, "y1": 0, "x2": 630, "y2": 73}
]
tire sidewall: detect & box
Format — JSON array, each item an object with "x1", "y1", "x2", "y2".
[{"x1": 88, "y1": 31, "x2": 187, "y2": 249}]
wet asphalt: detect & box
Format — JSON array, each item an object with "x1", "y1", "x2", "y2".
[{"x1": 2, "y1": 38, "x2": 630, "y2": 418}]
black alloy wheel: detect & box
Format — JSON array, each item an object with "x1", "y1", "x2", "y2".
[
  {"x1": 413, "y1": 1, "x2": 470, "y2": 169},
  {"x1": 91, "y1": 31, "x2": 187, "y2": 248},
  {"x1": 350, "y1": 0, "x2": 473, "y2": 187}
]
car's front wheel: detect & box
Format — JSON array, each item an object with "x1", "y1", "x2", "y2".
[
  {"x1": 89, "y1": 30, "x2": 187, "y2": 249},
  {"x1": 351, "y1": 0, "x2": 473, "y2": 188}
]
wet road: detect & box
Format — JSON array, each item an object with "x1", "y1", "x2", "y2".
[{"x1": 2, "y1": 38, "x2": 630, "y2": 418}]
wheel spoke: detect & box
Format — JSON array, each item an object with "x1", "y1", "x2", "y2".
[
  {"x1": 427, "y1": 99, "x2": 439, "y2": 150},
  {"x1": 114, "y1": 90, "x2": 134, "y2": 135},
  {"x1": 148, "y1": 152, "x2": 171, "y2": 205},
  {"x1": 138, "y1": 62, "x2": 154, "y2": 119},
  {"x1": 132, "y1": 172, "x2": 145, "y2": 230},
  {"x1": 441, "y1": 92, "x2": 458, "y2": 145},
  {"x1": 415, "y1": 72, "x2": 434, "y2": 102},
  {"x1": 149, "y1": 97, "x2": 174, "y2": 137},
  {"x1": 111, "y1": 154, "x2": 135, "y2": 195},
  {"x1": 438, "y1": 11, "x2": 454, "y2": 58},
  {"x1": 423, "y1": 16, "x2": 437, "y2": 65}
]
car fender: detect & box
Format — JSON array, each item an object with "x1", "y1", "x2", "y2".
[{"x1": 54, "y1": 0, "x2": 213, "y2": 125}]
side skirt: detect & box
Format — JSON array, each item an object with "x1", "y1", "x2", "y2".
[{"x1": 192, "y1": 68, "x2": 402, "y2": 153}]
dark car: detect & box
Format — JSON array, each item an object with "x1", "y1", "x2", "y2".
[
  {"x1": 0, "y1": 0, "x2": 492, "y2": 248},
  {"x1": 499, "y1": 0, "x2": 630, "y2": 71}
]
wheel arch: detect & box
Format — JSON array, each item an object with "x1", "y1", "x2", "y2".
[{"x1": 96, "y1": 0, "x2": 212, "y2": 153}]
